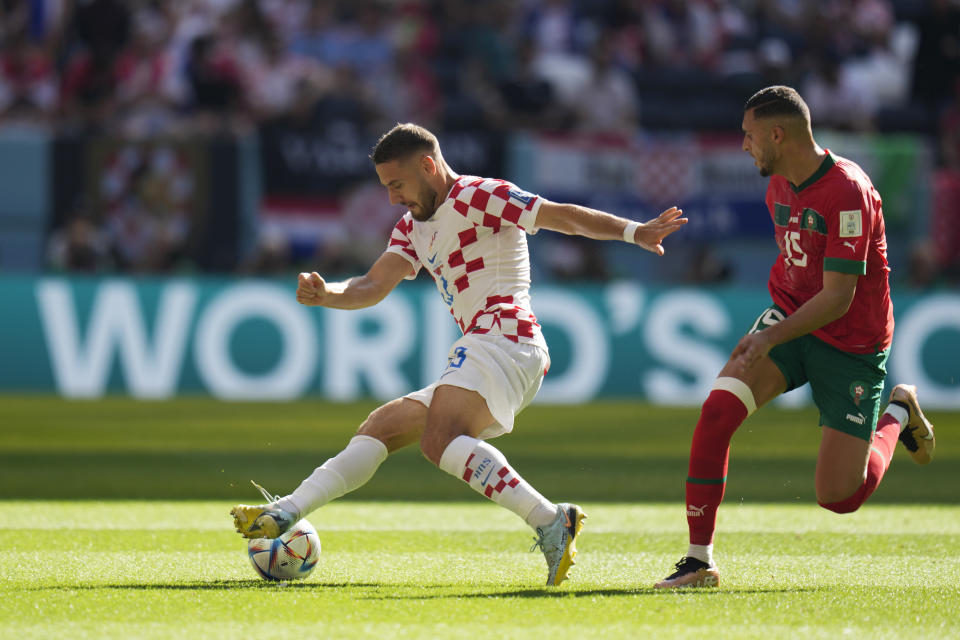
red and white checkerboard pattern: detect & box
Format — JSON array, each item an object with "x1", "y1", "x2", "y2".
[
  {"x1": 634, "y1": 142, "x2": 699, "y2": 205},
  {"x1": 461, "y1": 453, "x2": 520, "y2": 498},
  {"x1": 385, "y1": 175, "x2": 548, "y2": 349}
]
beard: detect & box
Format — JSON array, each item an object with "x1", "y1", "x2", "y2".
[
  {"x1": 753, "y1": 148, "x2": 774, "y2": 177},
  {"x1": 408, "y1": 182, "x2": 440, "y2": 221}
]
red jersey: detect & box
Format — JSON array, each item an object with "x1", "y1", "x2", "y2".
[{"x1": 765, "y1": 151, "x2": 893, "y2": 353}]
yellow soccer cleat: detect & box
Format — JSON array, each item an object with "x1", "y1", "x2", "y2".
[
  {"x1": 230, "y1": 481, "x2": 297, "y2": 539},
  {"x1": 890, "y1": 384, "x2": 935, "y2": 465}
]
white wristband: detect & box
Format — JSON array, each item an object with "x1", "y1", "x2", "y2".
[{"x1": 622, "y1": 221, "x2": 639, "y2": 244}]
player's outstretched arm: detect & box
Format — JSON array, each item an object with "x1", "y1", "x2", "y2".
[
  {"x1": 296, "y1": 252, "x2": 412, "y2": 309},
  {"x1": 535, "y1": 201, "x2": 687, "y2": 255}
]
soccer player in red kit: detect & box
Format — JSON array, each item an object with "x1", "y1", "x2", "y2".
[{"x1": 655, "y1": 86, "x2": 936, "y2": 589}]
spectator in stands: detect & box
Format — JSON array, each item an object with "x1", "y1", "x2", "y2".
[
  {"x1": 70, "y1": 0, "x2": 131, "y2": 62},
  {"x1": 0, "y1": 29, "x2": 58, "y2": 124},
  {"x1": 100, "y1": 145, "x2": 193, "y2": 272},
  {"x1": 911, "y1": 0, "x2": 960, "y2": 115},
  {"x1": 642, "y1": 0, "x2": 723, "y2": 72},
  {"x1": 569, "y1": 38, "x2": 638, "y2": 136},
  {"x1": 498, "y1": 40, "x2": 568, "y2": 132},
  {"x1": 802, "y1": 51, "x2": 876, "y2": 131},
  {"x1": 523, "y1": 0, "x2": 580, "y2": 57},
  {"x1": 111, "y1": 9, "x2": 179, "y2": 137},
  {"x1": 439, "y1": 55, "x2": 508, "y2": 131},
  {"x1": 755, "y1": 37, "x2": 797, "y2": 87},
  {"x1": 242, "y1": 29, "x2": 327, "y2": 121},
  {"x1": 258, "y1": 0, "x2": 312, "y2": 48},
  {"x1": 287, "y1": 0, "x2": 339, "y2": 65},
  {"x1": 183, "y1": 33, "x2": 247, "y2": 129},
  {"x1": 47, "y1": 211, "x2": 113, "y2": 273},
  {"x1": 845, "y1": 0, "x2": 914, "y2": 112},
  {"x1": 929, "y1": 75, "x2": 960, "y2": 282},
  {"x1": 243, "y1": 226, "x2": 292, "y2": 276},
  {"x1": 4, "y1": 0, "x2": 947, "y2": 279},
  {"x1": 312, "y1": 63, "x2": 380, "y2": 133}
]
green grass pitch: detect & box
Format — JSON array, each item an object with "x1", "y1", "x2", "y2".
[{"x1": 1, "y1": 396, "x2": 958, "y2": 639}]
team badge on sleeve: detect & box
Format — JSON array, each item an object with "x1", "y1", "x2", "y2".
[
  {"x1": 839, "y1": 210, "x2": 862, "y2": 237},
  {"x1": 507, "y1": 188, "x2": 535, "y2": 206}
]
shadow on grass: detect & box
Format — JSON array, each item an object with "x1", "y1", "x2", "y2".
[
  {"x1": 360, "y1": 586, "x2": 822, "y2": 600},
  {"x1": 28, "y1": 580, "x2": 382, "y2": 591},
  {"x1": 29, "y1": 581, "x2": 820, "y2": 599}
]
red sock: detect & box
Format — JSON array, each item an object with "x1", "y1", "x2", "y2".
[
  {"x1": 686, "y1": 388, "x2": 751, "y2": 545},
  {"x1": 819, "y1": 414, "x2": 900, "y2": 514}
]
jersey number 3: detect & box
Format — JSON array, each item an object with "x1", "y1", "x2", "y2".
[{"x1": 447, "y1": 346, "x2": 467, "y2": 369}]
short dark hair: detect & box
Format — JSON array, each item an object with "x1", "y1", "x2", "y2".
[
  {"x1": 370, "y1": 123, "x2": 440, "y2": 164},
  {"x1": 744, "y1": 85, "x2": 810, "y2": 123}
]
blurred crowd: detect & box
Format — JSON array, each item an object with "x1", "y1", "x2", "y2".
[
  {"x1": 3, "y1": 0, "x2": 957, "y2": 134},
  {"x1": 1, "y1": 0, "x2": 958, "y2": 282}
]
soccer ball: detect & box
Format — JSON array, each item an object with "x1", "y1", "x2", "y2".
[{"x1": 247, "y1": 519, "x2": 321, "y2": 581}]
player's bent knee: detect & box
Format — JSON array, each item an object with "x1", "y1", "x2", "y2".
[
  {"x1": 697, "y1": 391, "x2": 748, "y2": 432},
  {"x1": 818, "y1": 499, "x2": 861, "y2": 514},
  {"x1": 817, "y1": 490, "x2": 866, "y2": 514},
  {"x1": 420, "y1": 424, "x2": 472, "y2": 466},
  {"x1": 418, "y1": 430, "x2": 447, "y2": 466}
]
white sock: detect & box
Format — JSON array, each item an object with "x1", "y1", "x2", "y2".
[
  {"x1": 885, "y1": 404, "x2": 909, "y2": 430},
  {"x1": 688, "y1": 543, "x2": 714, "y2": 566},
  {"x1": 438, "y1": 435, "x2": 557, "y2": 528},
  {"x1": 275, "y1": 435, "x2": 388, "y2": 518}
]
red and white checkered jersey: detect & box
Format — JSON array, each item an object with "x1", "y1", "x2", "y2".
[{"x1": 385, "y1": 175, "x2": 548, "y2": 349}]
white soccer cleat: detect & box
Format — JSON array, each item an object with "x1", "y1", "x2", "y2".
[{"x1": 530, "y1": 503, "x2": 586, "y2": 586}]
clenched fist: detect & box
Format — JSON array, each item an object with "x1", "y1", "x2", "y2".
[{"x1": 296, "y1": 272, "x2": 328, "y2": 306}]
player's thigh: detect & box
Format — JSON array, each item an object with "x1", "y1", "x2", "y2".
[
  {"x1": 722, "y1": 304, "x2": 799, "y2": 408},
  {"x1": 806, "y1": 339, "x2": 887, "y2": 441},
  {"x1": 424, "y1": 334, "x2": 547, "y2": 440},
  {"x1": 716, "y1": 355, "x2": 788, "y2": 408},
  {"x1": 356, "y1": 397, "x2": 428, "y2": 452},
  {"x1": 815, "y1": 426, "x2": 871, "y2": 503},
  {"x1": 418, "y1": 385, "x2": 497, "y2": 464},
  {"x1": 426, "y1": 384, "x2": 497, "y2": 439},
  {"x1": 806, "y1": 341, "x2": 888, "y2": 502}
]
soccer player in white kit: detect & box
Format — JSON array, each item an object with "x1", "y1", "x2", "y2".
[{"x1": 231, "y1": 123, "x2": 687, "y2": 586}]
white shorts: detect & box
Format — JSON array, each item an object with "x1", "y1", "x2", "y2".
[{"x1": 405, "y1": 333, "x2": 550, "y2": 440}]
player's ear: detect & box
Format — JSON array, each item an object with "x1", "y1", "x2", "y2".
[
  {"x1": 420, "y1": 154, "x2": 437, "y2": 175},
  {"x1": 770, "y1": 124, "x2": 785, "y2": 144}
]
